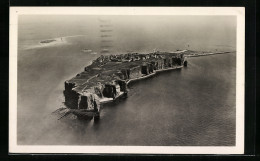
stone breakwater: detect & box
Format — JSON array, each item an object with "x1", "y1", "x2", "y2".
[{"x1": 60, "y1": 51, "x2": 188, "y2": 120}]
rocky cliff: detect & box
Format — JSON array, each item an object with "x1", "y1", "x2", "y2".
[{"x1": 63, "y1": 51, "x2": 187, "y2": 110}]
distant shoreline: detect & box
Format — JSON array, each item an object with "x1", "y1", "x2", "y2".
[
  {"x1": 40, "y1": 39, "x2": 57, "y2": 44},
  {"x1": 22, "y1": 35, "x2": 88, "y2": 50},
  {"x1": 37, "y1": 38, "x2": 66, "y2": 49}
]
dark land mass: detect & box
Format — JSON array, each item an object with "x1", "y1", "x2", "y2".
[
  {"x1": 40, "y1": 39, "x2": 56, "y2": 44},
  {"x1": 55, "y1": 50, "x2": 230, "y2": 121}
]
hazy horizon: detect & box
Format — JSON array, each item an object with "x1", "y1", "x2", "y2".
[{"x1": 19, "y1": 15, "x2": 236, "y2": 53}]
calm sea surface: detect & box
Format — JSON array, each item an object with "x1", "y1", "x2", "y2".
[{"x1": 17, "y1": 16, "x2": 236, "y2": 146}]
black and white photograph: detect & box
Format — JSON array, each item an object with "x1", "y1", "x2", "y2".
[{"x1": 9, "y1": 7, "x2": 245, "y2": 154}]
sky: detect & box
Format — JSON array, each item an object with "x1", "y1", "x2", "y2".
[{"x1": 19, "y1": 15, "x2": 237, "y2": 52}]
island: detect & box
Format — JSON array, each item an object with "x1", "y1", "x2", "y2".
[
  {"x1": 54, "y1": 50, "x2": 189, "y2": 121},
  {"x1": 54, "y1": 50, "x2": 231, "y2": 121}
]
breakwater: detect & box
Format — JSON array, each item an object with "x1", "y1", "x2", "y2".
[
  {"x1": 59, "y1": 51, "x2": 188, "y2": 120},
  {"x1": 185, "y1": 51, "x2": 232, "y2": 57}
]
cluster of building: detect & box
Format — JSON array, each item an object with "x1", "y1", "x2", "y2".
[{"x1": 94, "y1": 52, "x2": 170, "y2": 63}]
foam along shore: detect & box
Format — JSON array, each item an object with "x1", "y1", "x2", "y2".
[{"x1": 99, "y1": 91, "x2": 125, "y2": 104}]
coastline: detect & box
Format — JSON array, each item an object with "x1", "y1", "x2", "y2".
[
  {"x1": 55, "y1": 65, "x2": 185, "y2": 120},
  {"x1": 56, "y1": 50, "x2": 231, "y2": 120},
  {"x1": 56, "y1": 50, "x2": 188, "y2": 120},
  {"x1": 126, "y1": 66, "x2": 183, "y2": 84},
  {"x1": 100, "y1": 65, "x2": 184, "y2": 104}
]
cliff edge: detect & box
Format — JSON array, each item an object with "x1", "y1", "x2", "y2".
[{"x1": 63, "y1": 51, "x2": 188, "y2": 114}]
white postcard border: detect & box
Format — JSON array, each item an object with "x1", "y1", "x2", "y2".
[{"x1": 9, "y1": 7, "x2": 245, "y2": 154}]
